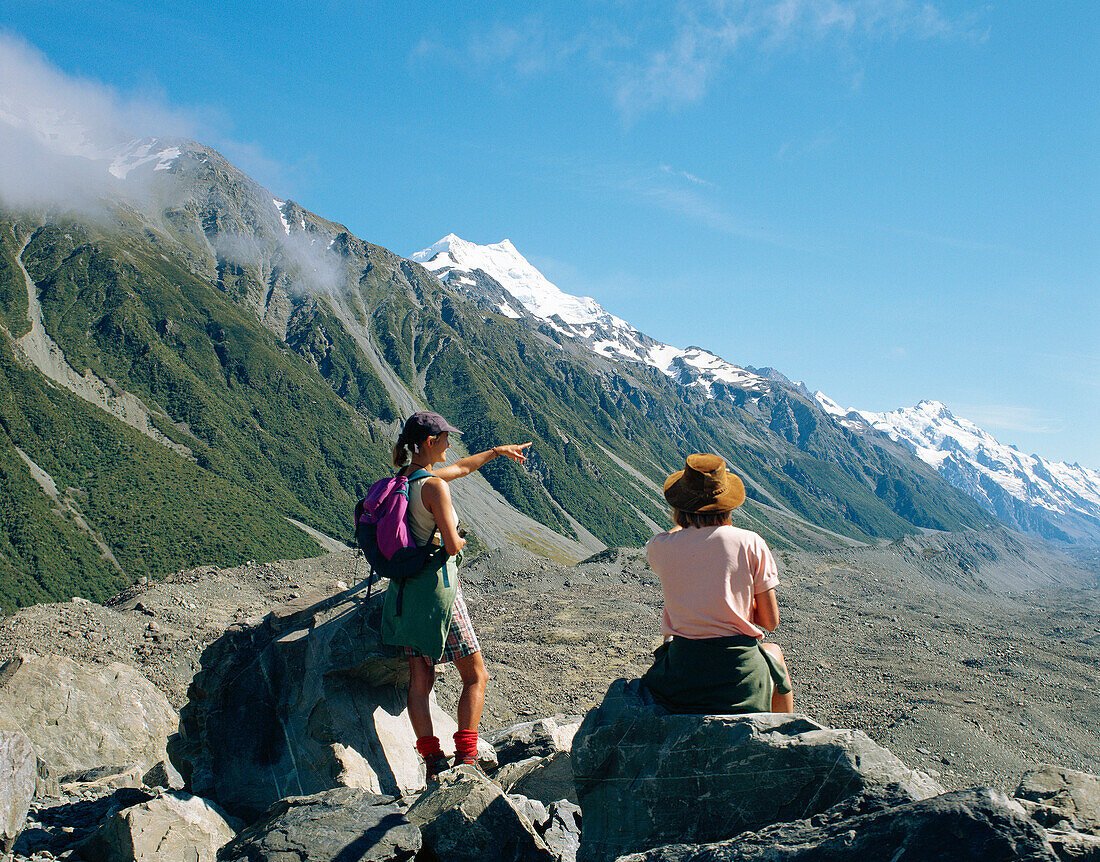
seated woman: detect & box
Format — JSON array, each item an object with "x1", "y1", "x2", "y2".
[{"x1": 643, "y1": 453, "x2": 794, "y2": 714}]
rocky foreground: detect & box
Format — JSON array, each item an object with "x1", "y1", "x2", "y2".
[{"x1": 1, "y1": 529, "x2": 1099, "y2": 860}]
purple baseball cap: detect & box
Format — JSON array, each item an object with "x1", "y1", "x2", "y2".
[{"x1": 403, "y1": 411, "x2": 461, "y2": 438}]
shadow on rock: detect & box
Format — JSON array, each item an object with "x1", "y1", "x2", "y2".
[{"x1": 169, "y1": 585, "x2": 454, "y2": 822}]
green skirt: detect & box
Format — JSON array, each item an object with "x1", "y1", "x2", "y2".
[
  {"x1": 380, "y1": 554, "x2": 458, "y2": 662},
  {"x1": 642, "y1": 634, "x2": 792, "y2": 715}
]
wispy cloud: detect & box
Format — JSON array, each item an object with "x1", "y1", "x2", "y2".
[
  {"x1": 615, "y1": 1, "x2": 984, "y2": 118},
  {"x1": 0, "y1": 31, "x2": 280, "y2": 212},
  {"x1": 634, "y1": 180, "x2": 791, "y2": 246},
  {"x1": 557, "y1": 154, "x2": 793, "y2": 247},
  {"x1": 874, "y1": 223, "x2": 1011, "y2": 255},
  {"x1": 419, "y1": 3, "x2": 986, "y2": 120},
  {"x1": 955, "y1": 404, "x2": 1063, "y2": 435},
  {"x1": 660, "y1": 164, "x2": 717, "y2": 187},
  {"x1": 413, "y1": 15, "x2": 616, "y2": 79},
  {"x1": 777, "y1": 125, "x2": 841, "y2": 160}
]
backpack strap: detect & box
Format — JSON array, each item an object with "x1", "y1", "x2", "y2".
[{"x1": 403, "y1": 470, "x2": 437, "y2": 549}]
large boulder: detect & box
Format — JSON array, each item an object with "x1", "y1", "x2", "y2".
[
  {"x1": 1, "y1": 731, "x2": 36, "y2": 856},
  {"x1": 1015, "y1": 765, "x2": 1100, "y2": 834},
  {"x1": 218, "y1": 787, "x2": 420, "y2": 862},
  {"x1": 497, "y1": 751, "x2": 577, "y2": 805},
  {"x1": 77, "y1": 790, "x2": 239, "y2": 862},
  {"x1": 0, "y1": 654, "x2": 177, "y2": 781},
  {"x1": 171, "y1": 589, "x2": 459, "y2": 821},
  {"x1": 572, "y1": 679, "x2": 943, "y2": 862},
  {"x1": 489, "y1": 717, "x2": 581, "y2": 767},
  {"x1": 617, "y1": 787, "x2": 1057, "y2": 861},
  {"x1": 406, "y1": 765, "x2": 555, "y2": 862}
]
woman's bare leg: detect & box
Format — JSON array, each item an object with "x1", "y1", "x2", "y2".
[
  {"x1": 760, "y1": 642, "x2": 794, "y2": 713},
  {"x1": 453, "y1": 651, "x2": 488, "y2": 731},
  {"x1": 407, "y1": 656, "x2": 436, "y2": 738}
]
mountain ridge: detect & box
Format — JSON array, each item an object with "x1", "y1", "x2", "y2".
[
  {"x1": 817, "y1": 396, "x2": 1100, "y2": 545},
  {"x1": 410, "y1": 233, "x2": 1100, "y2": 550},
  {"x1": 0, "y1": 130, "x2": 1003, "y2": 609}
]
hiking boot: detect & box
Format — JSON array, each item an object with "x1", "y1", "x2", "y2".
[{"x1": 424, "y1": 752, "x2": 450, "y2": 783}]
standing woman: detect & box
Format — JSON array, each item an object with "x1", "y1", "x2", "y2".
[
  {"x1": 643, "y1": 453, "x2": 794, "y2": 714},
  {"x1": 383, "y1": 411, "x2": 531, "y2": 780}
]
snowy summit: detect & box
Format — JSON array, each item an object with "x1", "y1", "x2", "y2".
[
  {"x1": 412, "y1": 234, "x2": 769, "y2": 396},
  {"x1": 812, "y1": 395, "x2": 1100, "y2": 542}
]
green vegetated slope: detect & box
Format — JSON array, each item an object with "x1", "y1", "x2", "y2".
[
  {"x1": 314, "y1": 233, "x2": 994, "y2": 551},
  {"x1": 151, "y1": 140, "x2": 994, "y2": 552},
  {"x1": 0, "y1": 213, "x2": 394, "y2": 611},
  {"x1": 0, "y1": 137, "x2": 996, "y2": 608}
]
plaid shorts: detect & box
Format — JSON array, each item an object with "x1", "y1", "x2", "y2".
[{"x1": 402, "y1": 586, "x2": 481, "y2": 665}]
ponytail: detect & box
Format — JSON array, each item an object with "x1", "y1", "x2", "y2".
[
  {"x1": 392, "y1": 436, "x2": 411, "y2": 469},
  {"x1": 392, "y1": 430, "x2": 431, "y2": 469}
]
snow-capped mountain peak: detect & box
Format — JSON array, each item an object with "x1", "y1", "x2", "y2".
[
  {"x1": 411, "y1": 235, "x2": 769, "y2": 396},
  {"x1": 810, "y1": 391, "x2": 1100, "y2": 543},
  {"x1": 413, "y1": 234, "x2": 617, "y2": 327}
]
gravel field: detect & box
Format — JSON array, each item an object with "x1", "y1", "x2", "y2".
[{"x1": 2, "y1": 526, "x2": 1097, "y2": 796}]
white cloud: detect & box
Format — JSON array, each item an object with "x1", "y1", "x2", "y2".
[
  {"x1": 614, "y1": 1, "x2": 981, "y2": 115},
  {"x1": 0, "y1": 31, "x2": 278, "y2": 213},
  {"x1": 659, "y1": 164, "x2": 717, "y2": 187},
  {"x1": 428, "y1": 3, "x2": 985, "y2": 120}
]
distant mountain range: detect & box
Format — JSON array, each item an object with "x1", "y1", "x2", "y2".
[
  {"x1": 814, "y1": 397, "x2": 1100, "y2": 545},
  {"x1": 412, "y1": 234, "x2": 1100, "y2": 549},
  {"x1": 0, "y1": 116, "x2": 1086, "y2": 609}
]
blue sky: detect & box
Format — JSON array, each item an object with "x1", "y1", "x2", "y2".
[{"x1": 3, "y1": 1, "x2": 1098, "y2": 466}]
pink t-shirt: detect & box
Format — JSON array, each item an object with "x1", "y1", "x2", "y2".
[{"x1": 646, "y1": 525, "x2": 779, "y2": 639}]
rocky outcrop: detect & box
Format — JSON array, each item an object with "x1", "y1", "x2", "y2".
[
  {"x1": 171, "y1": 590, "x2": 460, "y2": 821},
  {"x1": 77, "y1": 790, "x2": 239, "y2": 862},
  {"x1": 572, "y1": 679, "x2": 943, "y2": 862},
  {"x1": 497, "y1": 752, "x2": 577, "y2": 805},
  {"x1": 543, "y1": 799, "x2": 581, "y2": 862},
  {"x1": 142, "y1": 760, "x2": 185, "y2": 791},
  {"x1": 489, "y1": 717, "x2": 581, "y2": 768},
  {"x1": 0, "y1": 654, "x2": 177, "y2": 781},
  {"x1": 617, "y1": 787, "x2": 1058, "y2": 862},
  {"x1": 218, "y1": 787, "x2": 420, "y2": 862},
  {"x1": 1015, "y1": 765, "x2": 1100, "y2": 834},
  {"x1": 1, "y1": 731, "x2": 36, "y2": 856},
  {"x1": 406, "y1": 765, "x2": 555, "y2": 862}
]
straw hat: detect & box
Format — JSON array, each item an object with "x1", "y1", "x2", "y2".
[{"x1": 663, "y1": 454, "x2": 746, "y2": 513}]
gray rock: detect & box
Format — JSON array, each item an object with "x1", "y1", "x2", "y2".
[
  {"x1": 218, "y1": 787, "x2": 419, "y2": 862},
  {"x1": 0, "y1": 654, "x2": 177, "y2": 781},
  {"x1": 497, "y1": 756, "x2": 546, "y2": 790},
  {"x1": 77, "y1": 790, "x2": 239, "y2": 862},
  {"x1": 545, "y1": 800, "x2": 581, "y2": 862},
  {"x1": 572, "y1": 679, "x2": 943, "y2": 862},
  {"x1": 172, "y1": 591, "x2": 460, "y2": 821},
  {"x1": 490, "y1": 717, "x2": 581, "y2": 767},
  {"x1": 1015, "y1": 765, "x2": 1100, "y2": 834},
  {"x1": 1044, "y1": 829, "x2": 1100, "y2": 860},
  {"x1": 1, "y1": 731, "x2": 36, "y2": 855},
  {"x1": 35, "y1": 756, "x2": 60, "y2": 798},
  {"x1": 617, "y1": 788, "x2": 1057, "y2": 862},
  {"x1": 61, "y1": 764, "x2": 144, "y2": 794},
  {"x1": 506, "y1": 752, "x2": 577, "y2": 806},
  {"x1": 406, "y1": 764, "x2": 555, "y2": 861},
  {"x1": 142, "y1": 759, "x2": 185, "y2": 791},
  {"x1": 508, "y1": 793, "x2": 551, "y2": 829}
]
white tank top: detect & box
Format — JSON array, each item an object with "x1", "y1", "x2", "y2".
[{"x1": 407, "y1": 475, "x2": 439, "y2": 546}]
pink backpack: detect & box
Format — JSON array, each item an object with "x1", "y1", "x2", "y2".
[{"x1": 354, "y1": 470, "x2": 441, "y2": 608}]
